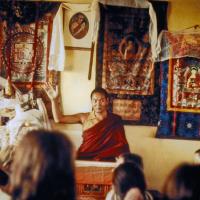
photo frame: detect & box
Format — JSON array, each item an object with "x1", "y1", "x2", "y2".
[{"x1": 63, "y1": 4, "x2": 93, "y2": 49}]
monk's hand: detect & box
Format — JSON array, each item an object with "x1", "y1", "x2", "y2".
[{"x1": 43, "y1": 83, "x2": 59, "y2": 101}]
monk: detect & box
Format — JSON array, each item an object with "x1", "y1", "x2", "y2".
[{"x1": 44, "y1": 85, "x2": 130, "y2": 161}]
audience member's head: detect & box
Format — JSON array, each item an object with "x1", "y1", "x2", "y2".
[
  {"x1": 112, "y1": 162, "x2": 146, "y2": 200},
  {"x1": 10, "y1": 129, "x2": 76, "y2": 200},
  {"x1": 116, "y1": 153, "x2": 143, "y2": 169},
  {"x1": 163, "y1": 163, "x2": 200, "y2": 200},
  {"x1": 194, "y1": 149, "x2": 200, "y2": 164}
]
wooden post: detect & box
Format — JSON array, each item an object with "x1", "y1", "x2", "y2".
[{"x1": 88, "y1": 42, "x2": 95, "y2": 80}]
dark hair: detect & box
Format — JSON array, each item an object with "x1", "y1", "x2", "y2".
[
  {"x1": 10, "y1": 129, "x2": 76, "y2": 200},
  {"x1": 90, "y1": 87, "x2": 109, "y2": 99},
  {"x1": 194, "y1": 149, "x2": 200, "y2": 154},
  {"x1": 163, "y1": 163, "x2": 200, "y2": 200},
  {"x1": 113, "y1": 162, "x2": 146, "y2": 200},
  {"x1": 119, "y1": 153, "x2": 143, "y2": 169}
]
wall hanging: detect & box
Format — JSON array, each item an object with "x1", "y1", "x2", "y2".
[
  {"x1": 95, "y1": 0, "x2": 160, "y2": 125},
  {"x1": 156, "y1": 26, "x2": 200, "y2": 139}
]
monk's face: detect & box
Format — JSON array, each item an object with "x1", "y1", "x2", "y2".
[{"x1": 91, "y1": 92, "x2": 109, "y2": 114}]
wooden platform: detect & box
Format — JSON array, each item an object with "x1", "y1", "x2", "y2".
[{"x1": 76, "y1": 160, "x2": 116, "y2": 200}]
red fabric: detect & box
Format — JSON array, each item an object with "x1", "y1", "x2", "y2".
[{"x1": 77, "y1": 113, "x2": 130, "y2": 161}]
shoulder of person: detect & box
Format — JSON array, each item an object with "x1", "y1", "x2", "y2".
[
  {"x1": 106, "y1": 189, "x2": 119, "y2": 200},
  {"x1": 105, "y1": 189, "x2": 113, "y2": 200}
]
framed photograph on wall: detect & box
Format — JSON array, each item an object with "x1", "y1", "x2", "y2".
[{"x1": 63, "y1": 4, "x2": 93, "y2": 49}]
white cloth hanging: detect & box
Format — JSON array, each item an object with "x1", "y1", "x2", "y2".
[{"x1": 48, "y1": 5, "x2": 65, "y2": 71}]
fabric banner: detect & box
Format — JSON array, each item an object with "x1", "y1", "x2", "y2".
[
  {"x1": 0, "y1": 3, "x2": 58, "y2": 82},
  {"x1": 167, "y1": 58, "x2": 200, "y2": 113},
  {"x1": 156, "y1": 59, "x2": 200, "y2": 139},
  {"x1": 96, "y1": 0, "x2": 160, "y2": 125},
  {"x1": 156, "y1": 29, "x2": 200, "y2": 62},
  {"x1": 92, "y1": 0, "x2": 158, "y2": 59},
  {"x1": 0, "y1": 20, "x2": 49, "y2": 83},
  {"x1": 0, "y1": 2, "x2": 59, "y2": 118}
]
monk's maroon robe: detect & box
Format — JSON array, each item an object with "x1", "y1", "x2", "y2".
[{"x1": 77, "y1": 113, "x2": 130, "y2": 161}]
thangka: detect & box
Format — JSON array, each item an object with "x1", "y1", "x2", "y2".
[
  {"x1": 156, "y1": 60, "x2": 200, "y2": 139},
  {"x1": 0, "y1": 2, "x2": 59, "y2": 83},
  {"x1": 167, "y1": 58, "x2": 200, "y2": 113},
  {"x1": 156, "y1": 28, "x2": 200, "y2": 139},
  {"x1": 156, "y1": 29, "x2": 200, "y2": 62},
  {"x1": 95, "y1": 0, "x2": 160, "y2": 125}
]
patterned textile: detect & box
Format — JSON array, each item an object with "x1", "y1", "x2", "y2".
[
  {"x1": 156, "y1": 60, "x2": 200, "y2": 139},
  {"x1": 96, "y1": 2, "x2": 160, "y2": 125},
  {"x1": 156, "y1": 29, "x2": 200, "y2": 62},
  {"x1": 0, "y1": 2, "x2": 59, "y2": 83},
  {"x1": 0, "y1": 2, "x2": 59, "y2": 118},
  {"x1": 48, "y1": 5, "x2": 65, "y2": 71},
  {"x1": 167, "y1": 58, "x2": 200, "y2": 113}
]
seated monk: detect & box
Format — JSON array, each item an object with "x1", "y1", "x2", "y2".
[{"x1": 44, "y1": 85, "x2": 130, "y2": 161}]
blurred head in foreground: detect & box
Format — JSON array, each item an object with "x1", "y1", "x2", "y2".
[
  {"x1": 10, "y1": 129, "x2": 76, "y2": 200},
  {"x1": 163, "y1": 163, "x2": 200, "y2": 200}
]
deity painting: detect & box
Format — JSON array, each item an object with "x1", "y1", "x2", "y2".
[
  {"x1": 168, "y1": 58, "x2": 200, "y2": 113},
  {"x1": 96, "y1": 4, "x2": 160, "y2": 126}
]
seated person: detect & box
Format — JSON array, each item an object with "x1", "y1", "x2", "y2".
[
  {"x1": 107, "y1": 153, "x2": 163, "y2": 200},
  {"x1": 106, "y1": 162, "x2": 146, "y2": 200},
  {"x1": 44, "y1": 85, "x2": 130, "y2": 161},
  {"x1": 10, "y1": 129, "x2": 76, "y2": 200},
  {"x1": 163, "y1": 163, "x2": 200, "y2": 200}
]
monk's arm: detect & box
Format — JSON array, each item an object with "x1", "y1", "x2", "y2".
[
  {"x1": 51, "y1": 98, "x2": 87, "y2": 124},
  {"x1": 43, "y1": 83, "x2": 88, "y2": 124}
]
